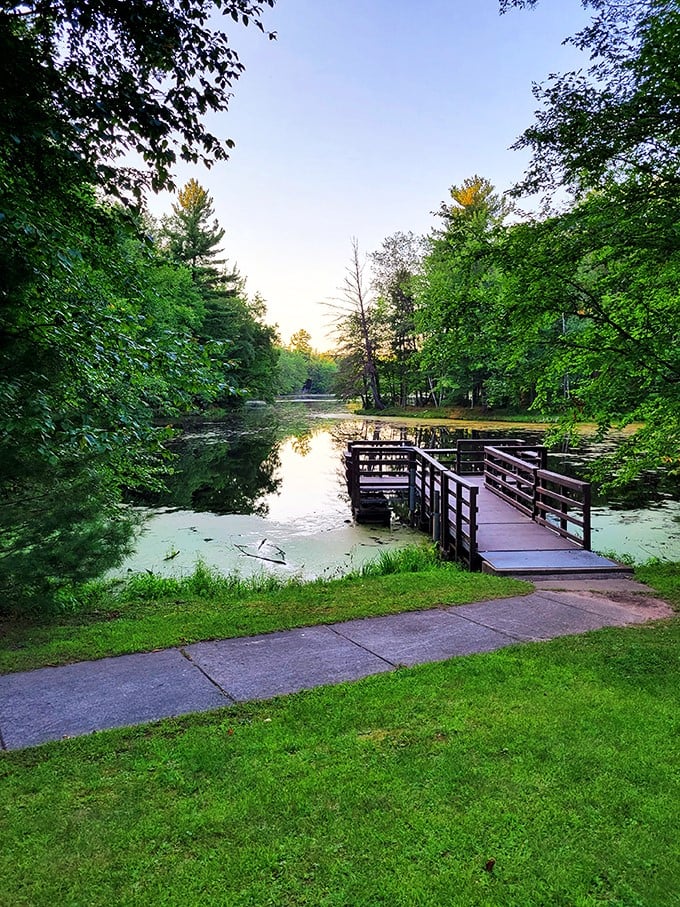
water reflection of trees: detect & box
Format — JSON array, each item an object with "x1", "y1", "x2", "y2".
[
  {"x1": 130, "y1": 426, "x2": 281, "y2": 515},
  {"x1": 290, "y1": 433, "x2": 313, "y2": 457},
  {"x1": 133, "y1": 399, "x2": 679, "y2": 519},
  {"x1": 328, "y1": 420, "x2": 545, "y2": 450}
]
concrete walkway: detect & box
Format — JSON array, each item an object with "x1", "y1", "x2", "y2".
[{"x1": 0, "y1": 575, "x2": 672, "y2": 751}]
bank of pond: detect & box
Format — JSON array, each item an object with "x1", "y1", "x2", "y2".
[{"x1": 120, "y1": 398, "x2": 680, "y2": 580}]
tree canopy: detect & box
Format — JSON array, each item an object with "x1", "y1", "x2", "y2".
[
  {"x1": 1, "y1": 0, "x2": 275, "y2": 195},
  {"x1": 500, "y1": 0, "x2": 680, "y2": 197},
  {"x1": 0, "y1": 1, "x2": 278, "y2": 611},
  {"x1": 337, "y1": 2, "x2": 679, "y2": 485}
]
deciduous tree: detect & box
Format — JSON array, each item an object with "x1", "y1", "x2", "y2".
[
  {"x1": 370, "y1": 231, "x2": 426, "y2": 406},
  {"x1": 500, "y1": 0, "x2": 680, "y2": 196},
  {"x1": 0, "y1": 1, "x2": 277, "y2": 610},
  {"x1": 416, "y1": 177, "x2": 513, "y2": 408},
  {"x1": 1, "y1": 0, "x2": 276, "y2": 196},
  {"x1": 332, "y1": 240, "x2": 385, "y2": 410}
]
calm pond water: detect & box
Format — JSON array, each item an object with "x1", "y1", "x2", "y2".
[{"x1": 118, "y1": 398, "x2": 680, "y2": 578}]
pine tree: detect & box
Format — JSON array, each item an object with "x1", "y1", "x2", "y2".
[
  {"x1": 161, "y1": 180, "x2": 279, "y2": 404},
  {"x1": 161, "y1": 179, "x2": 226, "y2": 285}
]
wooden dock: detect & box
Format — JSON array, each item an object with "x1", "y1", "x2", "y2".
[{"x1": 344, "y1": 439, "x2": 630, "y2": 576}]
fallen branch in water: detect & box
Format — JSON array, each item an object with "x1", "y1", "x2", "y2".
[{"x1": 234, "y1": 543, "x2": 286, "y2": 565}]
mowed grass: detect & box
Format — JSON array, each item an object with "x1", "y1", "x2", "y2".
[
  {"x1": 1, "y1": 612, "x2": 678, "y2": 906},
  {"x1": 0, "y1": 551, "x2": 531, "y2": 674}
]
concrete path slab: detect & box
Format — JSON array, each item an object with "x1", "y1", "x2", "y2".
[
  {"x1": 0, "y1": 581, "x2": 672, "y2": 752},
  {"x1": 0, "y1": 649, "x2": 230, "y2": 750},
  {"x1": 451, "y1": 593, "x2": 625, "y2": 641},
  {"x1": 332, "y1": 609, "x2": 516, "y2": 666},
  {"x1": 185, "y1": 626, "x2": 393, "y2": 702}
]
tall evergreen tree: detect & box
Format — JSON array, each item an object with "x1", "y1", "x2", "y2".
[
  {"x1": 161, "y1": 180, "x2": 278, "y2": 403},
  {"x1": 161, "y1": 179, "x2": 226, "y2": 283}
]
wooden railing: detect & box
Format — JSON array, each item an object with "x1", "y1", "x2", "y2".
[
  {"x1": 345, "y1": 438, "x2": 592, "y2": 567},
  {"x1": 535, "y1": 469, "x2": 592, "y2": 550},
  {"x1": 454, "y1": 438, "x2": 532, "y2": 475},
  {"x1": 484, "y1": 446, "x2": 590, "y2": 549},
  {"x1": 439, "y1": 469, "x2": 479, "y2": 567},
  {"x1": 407, "y1": 448, "x2": 481, "y2": 568},
  {"x1": 484, "y1": 446, "x2": 546, "y2": 517},
  {"x1": 346, "y1": 442, "x2": 481, "y2": 568},
  {"x1": 344, "y1": 441, "x2": 411, "y2": 511}
]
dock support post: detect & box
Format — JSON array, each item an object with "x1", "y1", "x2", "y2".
[
  {"x1": 408, "y1": 454, "x2": 417, "y2": 521},
  {"x1": 351, "y1": 446, "x2": 361, "y2": 515}
]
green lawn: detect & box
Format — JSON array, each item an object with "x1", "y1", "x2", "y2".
[
  {"x1": 1, "y1": 562, "x2": 677, "y2": 905},
  {"x1": 1, "y1": 613, "x2": 678, "y2": 906},
  {"x1": 0, "y1": 559, "x2": 530, "y2": 674}
]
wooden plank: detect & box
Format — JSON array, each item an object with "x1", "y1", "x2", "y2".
[
  {"x1": 480, "y1": 549, "x2": 630, "y2": 574},
  {"x1": 477, "y1": 522, "x2": 576, "y2": 552},
  {"x1": 359, "y1": 476, "x2": 409, "y2": 491}
]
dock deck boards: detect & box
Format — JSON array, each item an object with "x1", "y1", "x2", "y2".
[
  {"x1": 479, "y1": 549, "x2": 627, "y2": 574},
  {"x1": 358, "y1": 472, "x2": 626, "y2": 575}
]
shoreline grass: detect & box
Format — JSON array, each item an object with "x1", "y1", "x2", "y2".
[
  {"x1": 351, "y1": 404, "x2": 554, "y2": 425},
  {"x1": 1, "y1": 555, "x2": 676, "y2": 678},
  {"x1": 0, "y1": 548, "x2": 532, "y2": 675}
]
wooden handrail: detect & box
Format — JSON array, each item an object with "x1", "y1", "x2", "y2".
[
  {"x1": 537, "y1": 468, "x2": 589, "y2": 492},
  {"x1": 345, "y1": 438, "x2": 591, "y2": 564},
  {"x1": 536, "y1": 469, "x2": 591, "y2": 550}
]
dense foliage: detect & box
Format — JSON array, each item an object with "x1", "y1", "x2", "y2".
[
  {"x1": 0, "y1": 1, "x2": 277, "y2": 611},
  {"x1": 334, "y1": 1, "x2": 679, "y2": 485},
  {"x1": 0, "y1": 0, "x2": 275, "y2": 197},
  {"x1": 276, "y1": 329, "x2": 337, "y2": 395}
]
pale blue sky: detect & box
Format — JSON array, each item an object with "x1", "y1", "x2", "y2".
[{"x1": 148, "y1": 0, "x2": 592, "y2": 349}]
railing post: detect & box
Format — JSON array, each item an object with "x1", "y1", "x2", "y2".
[
  {"x1": 351, "y1": 446, "x2": 360, "y2": 512},
  {"x1": 408, "y1": 451, "x2": 417, "y2": 522},
  {"x1": 531, "y1": 466, "x2": 538, "y2": 519},
  {"x1": 440, "y1": 471, "x2": 450, "y2": 556},
  {"x1": 432, "y1": 489, "x2": 441, "y2": 542},
  {"x1": 468, "y1": 485, "x2": 478, "y2": 569},
  {"x1": 583, "y1": 483, "x2": 592, "y2": 551},
  {"x1": 454, "y1": 477, "x2": 463, "y2": 561},
  {"x1": 427, "y1": 464, "x2": 437, "y2": 533},
  {"x1": 419, "y1": 454, "x2": 428, "y2": 530},
  {"x1": 560, "y1": 497, "x2": 568, "y2": 535}
]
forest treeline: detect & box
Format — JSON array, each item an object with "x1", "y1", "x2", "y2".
[
  {"x1": 1, "y1": 0, "x2": 678, "y2": 612},
  {"x1": 336, "y1": 0, "x2": 679, "y2": 492},
  {"x1": 0, "y1": 0, "x2": 285, "y2": 611}
]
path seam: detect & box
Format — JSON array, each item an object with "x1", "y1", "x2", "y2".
[
  {"x1": 327, "y1": 624, "x2": 400, "y2": 668},
  {"x1": 436, "y1": 606, "x2": 529, "y2": 642},
  {"x1": 179, "y1": 647, "x2": 237, "y2": 703}
]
